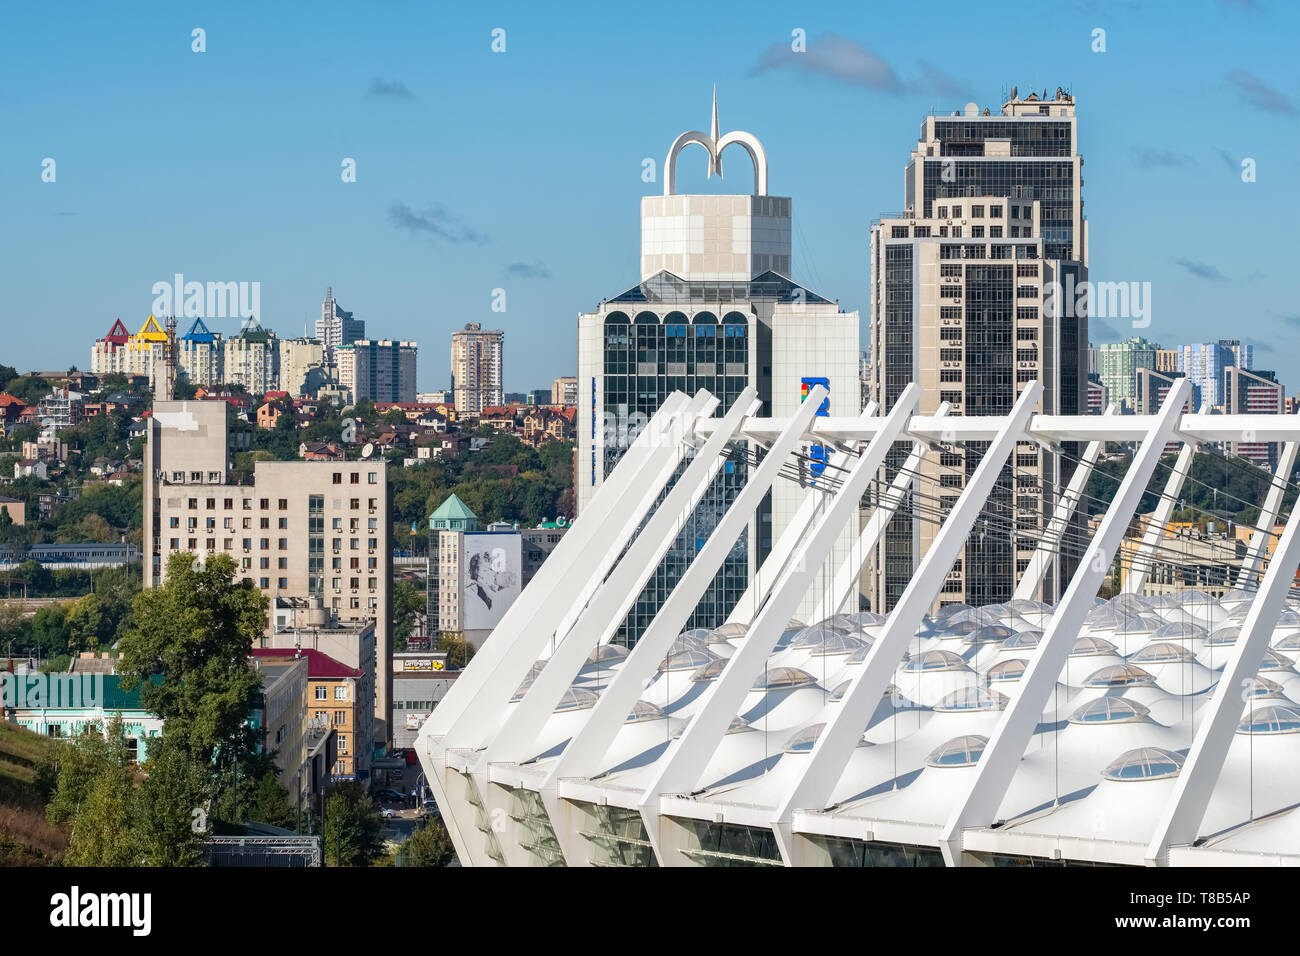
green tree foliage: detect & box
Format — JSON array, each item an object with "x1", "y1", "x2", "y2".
[
  {"x1": 322, "y1": 781, "x2": 385, "y2": 866},
  {"x1": 436, "y1": 633, "x2": 475, "y2": 670},
  {"x1": 48, "y1": 716, "x2": 142, "y2": 866},
  {"x1": 2, "y1": 375, "x2": 52, "y2": 406},
  {"x1": 135, "y1": 736, "x2": 208, "y2": 866},
  {"x1": 392, "y1": 579, "x2": 424, "y2": 649},
  {"x1": 1085, "y1": 449, "x2": 1298, "y2": 526},
  {"x1": 397, "y1": 816, "x2": 456, "y2": 866},
  {"x1": 116, "y1": 553, "x2": 266, "y2": 770}
]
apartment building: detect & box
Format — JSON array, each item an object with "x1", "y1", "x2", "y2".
[
  {"x1": 451, "y1": 323, "x2": 504, "y2": 415},
  {"x1": 144, "y1": 399, "x2": 393, "y2": 741}
]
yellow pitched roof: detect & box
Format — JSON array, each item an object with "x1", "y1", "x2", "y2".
[{"x1": 135, "y1": 314, "x2": 167, "y2": 340}]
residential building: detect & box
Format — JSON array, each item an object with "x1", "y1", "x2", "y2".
[
  {"x1": 1178, "y1": 341, "x2": 1243, "y2": 410},
  {"x1": 1136, "y1": 367, "x2": 1195, "y2": 452},
  {"x1": 1087, "y1": 375, "x2": 1107, "y2": 414},
  {"x1": 1224, "y1": 365, "x2": 1284, "y2": 467},
  {"x1": 144, "y1": 398, "x2": 394, "y2": 741},
  {"x1": 178, "y1": 318, "x2": 223, "y2": 387},
  {"x1": 1155, "y1": 348, "x2": 1180, "y2": 374},
  {"x1": 0, "y1": 393, "x2": 28, "y2": 437},
  {"x1": 868, "y1": 88, "x2": 1088, "y2": 611},
  {"x1": 337, "y1": 339, "x2": 417, "y2": 404},
  {"x1": 90, "y1": 316, "x2": 167, "y2": 384},
  {"x1": 1097, "y1": 337, "x2": 1158, "y2": 411},
  {"x1": 0, "y1": 497, "x2": 25, "y2": 526},
  {"x1": 417, "y1": 390, "x2": 452, "y2": 404},
  {"x1": 249, "y1": 653, "x2": 309, "y2": 805},
  {"x1": 578, "y1": 92, "x2": 859, "y2": 636},
  {"x1": 279, "y1": 338, "x2": 326, "y2": 397},
  {"x1": 316, "y1": 287, "x2": 365, "y2": 362},
  {"x1": 224, "y1": 316, "x2": 280, "y2": 395},
  {"x1": 252, "y1": 648, "x2": 371, "y2": 783},
  {"x1": 1117, "y1": 523, "x2": 1245, "y2": 597},
  {"x1": 551, "y1": 376, "x2": 578, "y2": 406},
  {"x1": 451, "y1": 323, "x2": 504, "y2": 415},
  {"x1": 32, "y1": 387, "x2": 83, "y2": 436},
  {"x1": 425, "y1": 493, "x2": 478, "y2": 638},
  {"x1": 14, "y1": 459, "x2": 47, "y2": 479}
]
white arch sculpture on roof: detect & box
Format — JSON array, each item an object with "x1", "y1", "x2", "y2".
[
  {"x1": 664, "y1": 86, "x2": 768, "y2": 197},
  {"x1": 418, "y1": 377, "x2": 1300, "y2": 867}
]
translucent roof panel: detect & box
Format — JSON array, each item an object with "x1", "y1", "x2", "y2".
[
  {"x1": 1153, "y1": 622, "x2": 1208, "y2": 642},
  {"x1": 1274, "y1": 632, "x2": 1300, "y2": 651},
  {"x1": 1277, "y1": 609, "x2": 1300, "y2": 628},
  {"x1": 936, "y1": 620, "x2": 981, "y2": 638},
  {"x1": 587, "y1": 644, "x2": 629, "y2": 664},
  {"x1": 926, "y1": 735, "x2": 988, "y2": 768},
  {"x1": 902, "y1": 649, "x2": 971, "y2": 673},
  {"x1": 1237, "y1": 704, "x2": 1300, "y2": 735},
  {"x1": 1002, "y1": 630, "x2": 1042, "y2": 649},
  {"x1": 791, "y1": 622, "x2": 852, "y2": 648},
  {"x1": 934, "y1": 687, "x2": 1009, "y2": 712},
  {"x1": 830, "y1": 679, "x2": 852, "y2": 702},
  {"x1": 690, "y1": 658, "x2": 729, "y2": 683},
  {"x1": 1084, "y1": 664, "x2": 1155, "y2": 688},
  {"x1": 934, "y1": 603, "x2": 973, "y2": 621},
  {"x1": 1207, "y1": 626, "x2": 1241, "y2": 647},
  {"x1": 1071, "y1": 635, "x2": 1119, "y2": 657},
  {"x1": 509, "y1": 660, "x2": 549, "y2": 701},
  {"x1": 1130, "y1": 642, "x2": 1197, "y2": 665},
  {"x1": 845, "y1": 639, "x2": 877, "y2": 664},
  {"x1": 805, "y1": 633, "x2": 868, "y2": 658},
  {"x1": 965, "y1": 624, "x2": 1016, "y2": 645},
  {"x1": 1102, "y1": 747, "x2": 1184, "y2": 781},
  {"x1": 987, "y1": 658, "x2": 1028, "y2": 682},
  {"x1": 1232, "y1": 707, "x2": 1300, "y2": 738},
  {"x1": 1256, "y1": 649, "x2": 1295, "y2": 673},
  {"x1": 750, "y1": 666, "x2": 818, "y2": 691},
  {"x1": 1069, "y1": 697, "x2": 1151, "y2": 725},
  {"x1": 625, "y1": 700, "x2": 667, "y2": 723},
  {"x1": 710, "y1": 622, "x2": 749, "y2": 641},
  {"x1": 658, "y1": 647, "x2": 718, "y2": 674},
  {"x1": 1245, "y1": 676, "x2": 1285, "y2": 699},
  {"x1": 785, "y1": 723, "x2": 826, "y2": 754},
  {"x1": 554, "y1": 687, "x2": 599, "y2": 713}
]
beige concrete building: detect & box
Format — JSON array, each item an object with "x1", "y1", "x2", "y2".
[
  {"x1": 278, "y1": 338, "x2": 325, "y2": 397},
  {"x1": 144, "y1": 398, "x2": 393, "y2": 742},
  {"x1": 250, "y1": 653, "x2": 309, "y2": 805},
  {"x1": 451, "y1": 323, "x2": 503, "y2": 415},
  {"x1": 550, "y1": 376, "x2": 577, "y2": 406},
  {"x1": 224, "y1": 316, "x2": 279, "y2": 394},
  {"x1": 337, "y1": 339, "x2": 417, "y2": 404}
]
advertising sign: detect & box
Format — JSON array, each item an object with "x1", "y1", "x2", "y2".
[{"x1": 462, "y1": 533, "x2": 522, "y2": 630}]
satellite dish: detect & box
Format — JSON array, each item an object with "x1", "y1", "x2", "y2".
[
  {"x1": 964, "y1": 102, "x2": 978, "y2": 117},
  {"x1": 361, "y1": 443, "x2": 375, "y2": 459}
]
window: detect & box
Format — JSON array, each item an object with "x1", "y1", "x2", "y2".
[
  {"x1": 278, "y1": 577, "x2": 288, "y2": 589},
  {"x1": 315, "y1": 686, "x2": 327, "y2": 700},
  {"x1": 278, "y1": 499, "x2": 288, "y2": 510},
  {"x1": 990, "y1": 205, "x2": 1002, "y2": 218},
  {"x1": 350, "y1": 472, "x2": 360, "y2": 484},
  {"x1": 259, "y1": 498, "x2": 269, "y2": 510},
  {"x1": 278, "y1": 517, "x2": 287, "y2": 529},
  {"x1": 334, "y1": 685, "x2": 348, "y2": 700},
  {"x1": 971, "y1": 225, "x2": 984, "y2": 238},
  {"x1": 350, "y1": 499, "x2": 360, "y2": 510},
  {"x1": 260, "y1": 517, "x2": 269, "y2": 529},
  {"x1": 971, "y1": 204, "x2": 984, "y2": 217},
  {"x1": 337, "y1": 735, "x2": 347, "y2": 755},
  {"x1": 989, "y1": 226, "x2": 1002, "y2": 237},
  {"x1": 259, "y1": 557, "x2": 269, "y2": 570},
  {"x1": 368, "y1": 471, "x2": 377, "y2": 484},
  {"x1": 937, "y1": 206, "x2": 948, "y2": 218},
  {"x1": 169, "y1": 517, "x2": 179, "y2": 528},
  {"x1": 259, "y1": 577, "x2": 269, "y2": 589},
  {"x1": 333, "y1": 473, "x2": 342, "y2": 484}
]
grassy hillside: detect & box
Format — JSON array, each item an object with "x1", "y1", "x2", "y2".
[{"x1": 0, "y1": 722, "x2": 67, "y2": 865}]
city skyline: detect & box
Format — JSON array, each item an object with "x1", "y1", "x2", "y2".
[{"x1": 4, "y1": 2, "x2": 1299, "y2": 392}]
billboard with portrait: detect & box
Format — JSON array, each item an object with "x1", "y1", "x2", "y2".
[{"x1": 461, "y1": 533, "x2": 522, "y2": 631}]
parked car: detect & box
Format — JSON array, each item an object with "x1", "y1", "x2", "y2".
[
  {"x1": 374, "y1": 788, "x2": 405, "y2": 803},
  {"x1": 421, "y1": 798, "x2": 439, "y2": 816},
  {"x1": 381, "y1": 807, "x2": 397, "y2": 819}
]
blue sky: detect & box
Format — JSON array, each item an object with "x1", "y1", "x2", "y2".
[{"x1": 3, "y1": 0, "x2": 1299, "y2": 391}]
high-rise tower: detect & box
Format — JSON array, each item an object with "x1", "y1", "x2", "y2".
[
  {"x1": 869, "y1": 88, "x2": 1089, "y2": 611},
  {"x1": 578, "y1": 90, "x2": 859, "y2": 641}
]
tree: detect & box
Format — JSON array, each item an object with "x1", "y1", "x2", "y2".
[
  {"x1": 116, "y1": 553, "x2": 266, "y2": 772},
  {"x1": 29, "y1": 604, "x2": 70, "y2": 656},
  {"x1": 397, "y1": 816, "x2": 456, "y2": 866},
  {"x1": 247, "y1": 765, "x2": 297, "y2": 830},
  {"x1": 136, "y1": 735, "x2": 209, "y2": 866},
  {"x1": 322, "y1": 781, "x2": 385, "y2": 866},
  {"x1": 436, "y1": 633, "x2": 475, "y2": 670},
  {"x1": 65, "y1": 592, "x2": 108, "y2": 650},
  {"x1": 392, "y1": 579, "x2": 424, "y2": 649},
  {"x1": 49, "y1": 716, "x2": 142, "y2": 866}
]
